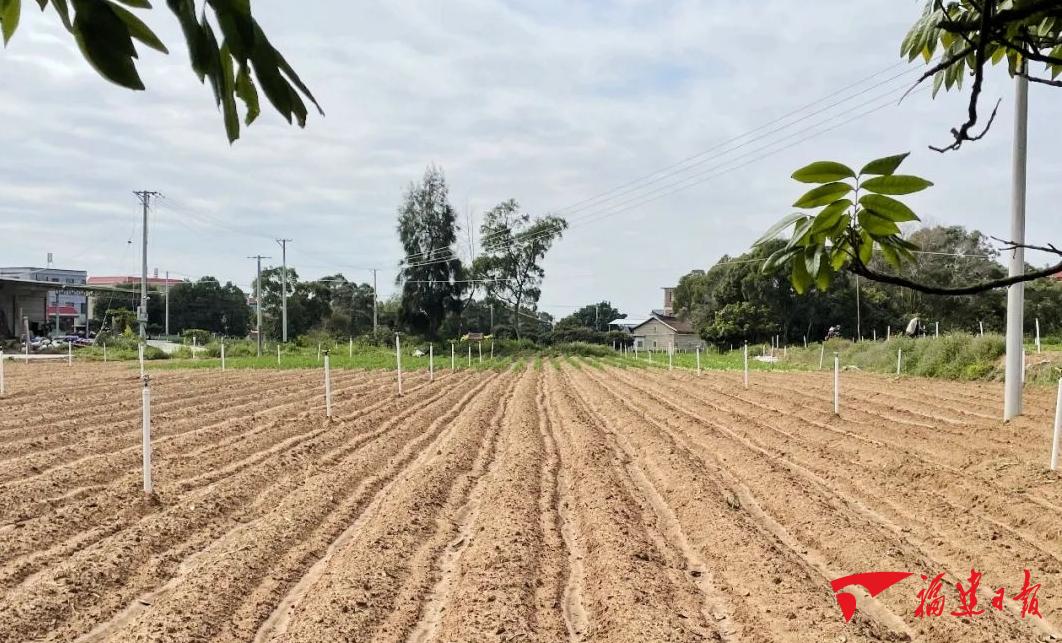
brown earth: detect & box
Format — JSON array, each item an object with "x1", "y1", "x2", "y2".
[{"x1": 0, "y1": 359, "x2": 1060, "y2": 642}]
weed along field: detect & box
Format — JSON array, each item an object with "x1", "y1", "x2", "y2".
[{"x1": 2, "y1": 359, "x2": 1062, "y2": 642}]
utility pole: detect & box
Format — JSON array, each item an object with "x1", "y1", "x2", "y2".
[
  {"x1": 133, "y1": 191, "x2": 161, "y2": 339},
  {"x1": 1004, "y1": 71, "x2": 1029, "y2": 422},
  {"x1": 249, "y1": 255, "x2": 271, "y2": 357},
  {"x1": 164, "y1": 270, "x2": 170, "y2": 336},
  {"x1": 855, "y1": 274, "x2": 862, "y2": 340},
  {"x1": 276, "y1": 238, "x2": 292, "y2": 343},
  {"x1": 372, "y1": 268, "x2": 378, "y2": 334}
]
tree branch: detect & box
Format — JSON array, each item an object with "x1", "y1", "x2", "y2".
[
  {"x1": 849, "y1": 240, "x2": 1062, "y2": 295},
  {"x1": 929, "y1": 1, "x2": 995, "y2": 152}
]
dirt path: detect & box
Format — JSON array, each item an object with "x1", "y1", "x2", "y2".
[{"x1": 0, "y1": 362, "x2": 1059, "y2": 641}]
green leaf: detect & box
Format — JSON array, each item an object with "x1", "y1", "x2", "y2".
[
  {"x1": 809, "y1": 199, "x2": 851, "y2": 235},
  {"x1": 1, "y1": 0, "x2": 20, "y2": 45},
  {"x1": 792, "y1": 182, "x2": 853, "y2": 209},
  {"x1": 859, "y1": 194, "x2": 920, "y2": 222},
  {"x1": 113, "y1": 0, "x2": 152, "y2": 7},
  {"x1": 858, "y1": 209, "x2": 901, "y2": 237},
  {"x1": 860, "y1": 175, "x2": 933, "y2": 195},
  {"x1": 830, "y1": 245, "x2": 850, "y2": 271},
  {"x1": 235, "y1": 63, "x2": 260, "y2": 125},
  {"x1": 108, "y1": 1, "x2": 168, "y2": 53},
  {"x1": 858, "y1": 229, "x2": 874, "y2": 265},
  {"x1": 791, "y1": 255, "x2": 813, "y2": 294},
  {"x1": 791, "y1": 161, "x2": 856, "y2": 184},
  {"x1": 879, "y1": 243, "x2": 900, "y2": 269},
  {"x1": 804, "y1": 246, "x2": 822, "y2": 280},
  {"x1": 218, "y1": 42, "x2": 239, "y2": 143},
  {"x1": 814, "y1": 258, "x2": 833, "y2": 291},
  {"x1": 754, "y1": 212, "x2": 803, "y2": 246},
  {"x1": 762, "y1": 247, "x2": 798, "y2": 273},
  {"x1": 71, "y1": 0, "x2": 144, "y2": 90},
  {"x1": 785, "y1": 217, "x2": 815, "y2": 250},
  {"x1": 858, "y1": 153, "x2": 909, "y2": 176}
]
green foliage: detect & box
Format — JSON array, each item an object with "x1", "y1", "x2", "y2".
[
  {"x1": 473, "y1": 199, "x2": 567, "y2": 339},
  {"x1": 759, "y1": 152, "x2": 932, "y2": 293},
  {"x1": 397, "y1": 166, "x2": 466, "y2": 340},
  {"x1": 700, "y1": 302, "x2": 780, "y2": 347},
  {"x1": 0, "y1": 0, "x2": 320, "y2": 142},
  {"x1": 146, "y1": 277, "x2": 249, "y2": 337},
  {"x1": 556, "y1": 301, "x2": 624, "y2": 333},
  {"x1": 181, "y1": 328, "x2": 211, "y2": 345},
  {"x1": 784, "y1": 334, "x2": 1006, "y2": 380},
  {"x1": 901, "y1": 1, "x2": 1062, "y2": 96}
]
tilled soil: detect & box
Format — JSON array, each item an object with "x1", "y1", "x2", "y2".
[{"x1": 0, "y1": 359, "x2": 1060, "y2": 642}]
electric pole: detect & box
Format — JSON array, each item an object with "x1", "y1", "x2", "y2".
[
  {"x1": 1004, "y1": 71, "x2": 1029, "y2": 422},
  {"x1": 133, "y1": 191, "x2": 161, "y2": 339},
  {"x1": 249, "y1": 255, "x2": 271, "y2": 357},
  {"x1": 164, "y1": 270, "x2": 170, "y2": 336},
  {"x1": 372, "y1": 268, "x2": 378, "y2": 334},
  {"x1": 276, "y1": 238, "x2": 292, "y2": 343}
]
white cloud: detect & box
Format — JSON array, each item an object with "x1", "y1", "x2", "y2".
[{"x1": 0, "y1": 0, "x2": 1058, "y2": 320}]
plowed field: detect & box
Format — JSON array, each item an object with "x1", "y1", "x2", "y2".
[{"x1": 1, "y1": 360, "x2": 1060, "y2": 642}]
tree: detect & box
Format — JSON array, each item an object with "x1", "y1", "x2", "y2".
[
  {"x1": 146, "y1": 277, "x2": 249, "y2": 336},
  {"x1": 396, "y1": 166, "x2": 466, "y2": 340},
  {"x1": 902, "y1": 1, "x2": 1062, "y2": 151},
  {"x1": 473, "y1": 199, "x2": 567, "y2": 339},
  {"x1": 556, "y1": 301, "x2": 624, "y2": 333},
  {"x1": 758, "y1": 153, "x2": 1062, "y2": 296},
  {"x1": 0, "y1": 0, "x2": 321, "y2": 142}
]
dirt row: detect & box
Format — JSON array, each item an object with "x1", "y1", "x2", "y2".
[{"x1": 0, "y1": 361, "x2": 1059, "y2": 641}]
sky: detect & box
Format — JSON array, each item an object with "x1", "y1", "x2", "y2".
[{"x1": 1, "y1": 0, "x2": 1060, "y2": 321}]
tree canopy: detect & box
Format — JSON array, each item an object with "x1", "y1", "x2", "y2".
[
  {"x1": 473, "y1": 200, "x2": 567, "y2": 339},
  {"x1": 0, "y1": 0, "x2": 321, "y2": 142},
  {"x1": 396, "y1": 166, "x2": 466, "y2": 340},
  {"x1": 902, "y1": 0, "x2": 1062, "y2": 151},
  {"x1": 758, "y1": 153, "x2": 1062, "y2": 296}
]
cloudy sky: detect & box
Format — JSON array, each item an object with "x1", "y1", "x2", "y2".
[{"x1": 2, "y1": 0, "x2": 1059, "y2": 320}]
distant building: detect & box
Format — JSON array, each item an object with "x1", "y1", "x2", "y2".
[
  {"x1": 630, "y1": 287, "x2": 705, "y2": 351},
  {"x1": 87, "y1": 275, "x2": 183, "y2": 288},
  {"x1": 0, "y1": 267, "x2": 88, "y2": 333}
]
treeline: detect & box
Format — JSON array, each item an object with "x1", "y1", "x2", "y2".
[{"x1": 675, "y1": 225, "x2": 1062, "y2": 347}]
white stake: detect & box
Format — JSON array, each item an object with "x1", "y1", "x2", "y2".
[
  {"x1": 935, "y1": 321, "x2": 939, "y2": 338},
  {"x1": 803, "y1": 335, "x2": 808, "y2": 348},
  {"x1": 468, "y1": 345, "x2": 471, "y2": 367},
  {"x1": 277, "y1": 344, "x2": 281, "y2": 366},
  {"x1": 221, "y1": 342, "x2": 226, "y2": 371},
  {"x1": 490, "y1": 342, "x2": 494, "y2": 360},
  {"x1": 0, "y1": 350, "x2": 5, "y2": 395},
  {"x1": 317, "y1": 343, "x2": 321, "y2": 362},
  {"x1": 349, "y1": 337, "x2": 353, "y2": 358},
  {"x1": 833, "y1": 352, "x2": 840, "y2": 415},
  {"x1": 887, "y1": 326, "x2": 891, "y2": 341},
  {"x1": 1051, "y1": 379, "x2": 1062, "y2": 471},
  {"x1": 696, "y1": 347, "x2": 701, "y2": 375},
  {"x1": 897, "y1": 348, "x2": 903, "y2": 375},
  {"x1": 668, "y1": 343, "x2": 673, "y2": 371},
  {"x1": 396, "y1": 335, "x2": 403, "y2": 396},
  {"x1": 743, "y1": 342, "x2": 749, "y2": 389},
  {"x1": 103, "y1": 343, "x2": 107, "y2": 362},
  {"x1": 819, "y1": 343, "x2": 825, "y2": 370},
  {"x1": 1036, "y1": 318, "x2": 1042, "y2": 354},
  {"x1": 324, "y1": 352, "x2": 333, "y2": 418},
  {"x1": 68, "y1": 340, "x2": 72, "y2": 366},
  {"x1": 478, "y1": 341, "x2": 483, "y2": 364},
  {"x1": 980, "y1": 321, "x2": 984, "y2": 336},
  {"x1": 429, "y1": 344, "x2": 434, "y2": 382},
  {"x1": 1023, "y1": 350, "x2": 1027, "y2": 384},
  {"x1": 451, "y1": 343, "x2": 455, "y2": 371},
  {"x1": 142, "y1": 375, "x2": 153, "y2": 495},
  {"x1": 192, "y1": 336, "x2": 197, "y2": 360},
  {"x1": 873, "y1": 329, "x2": 877, "y2": 342}
]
